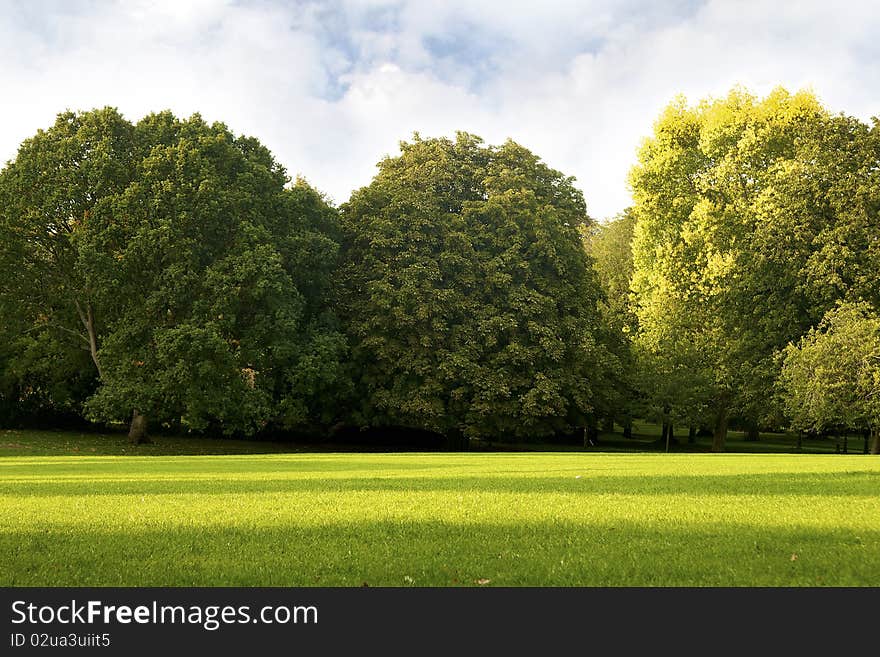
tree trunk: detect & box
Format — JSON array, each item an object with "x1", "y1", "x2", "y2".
[
  {"x1": 870, "y1": 427, "x2": 879, "y2": 455},
  {"x1": 76, "y1": 300, "x2": 103, "y2": 379},
  {"x1": 711, "y1": 404, "x2": 728, "y2": 453},
  {"x1": 864, "y1": 429, "x2": 870, "y2": 455},
  {"x1": 584, "y1": 416, "x2": 599, "y2": 447},
  {"x1": 688, "y1": 425, "x2": 696, "y2": 444},
  {"x1": 128, "y1": 410, "x2": 149, "y2": 445},
  {"x1": 661, "y1": 421, "x2": 669, "y2": 445},
  {"x1": 842, "y1": 434, "x2": 848, "y2": 454},
  {"x1": 796, "y1": 432, "x2": 803, "y2": 452},
  {"x1": 623, "y1": 419, "x2": 633, "y2": 440},
  {"x1": 745, "y1": 422, "x2": 759, "y2": 442},
  {"x1": 602, "y1": 416, "x2": 614, "y2": 433}
]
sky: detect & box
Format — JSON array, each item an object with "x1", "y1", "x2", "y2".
[{"x1": 1, "y1": 0, "x2": 878, "y2": 220}]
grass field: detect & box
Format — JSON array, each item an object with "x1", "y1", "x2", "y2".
[{"x1": 2, "y1": 436, "x2": 878, "y2": 586}]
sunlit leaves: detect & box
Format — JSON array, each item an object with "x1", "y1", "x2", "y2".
[{"x1": 780, "y1": 302, "x2": 880, "y2": 435}]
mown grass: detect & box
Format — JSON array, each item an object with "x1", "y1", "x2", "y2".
[{"x1": 1, "y1": 450, "x2": 878, "y2": 586}]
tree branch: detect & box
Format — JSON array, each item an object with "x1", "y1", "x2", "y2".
[
  {"x1": 75, "y1": 299, "x2": 104, "y2": 379},
  {"x1": 26, "y1": 322, "x2": 91, "y2": 348}
]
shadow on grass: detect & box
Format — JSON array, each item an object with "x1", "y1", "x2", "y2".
[
  {"x1": 2, "y1": 518, "x2": 877, "y2": 587},
  {"x1": 2, "y1": 469, "x2": 878, "y2": 498}
]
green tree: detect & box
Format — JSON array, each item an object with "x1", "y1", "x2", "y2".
[
  {"x1": 630, "y1": 87, "x2": 879, "y2": 450},
  {"x1": 0, "y1": 109, "x2": 345, "y2": 441},
  {"x1": 339, "y1": 132, "x2": 606, "y2": 443},
  {"x1": 584, "y1": 209, "x2": 639, "y2": 434},
  {"x1": 779, "y1": 302, "x2": 880, "y2": 453},
  {"x1": 0, "y1": 108, "x2": 135, "y2": 425},
  {"x1": 586, "y1": 209, "x2": 637, "y2": 335},
  {"x1": 0, "y1": 311, "x2": 97, "y2": 428},
  {"x1": 804, "y1": 115, "x2": 880, "y2": 311}
]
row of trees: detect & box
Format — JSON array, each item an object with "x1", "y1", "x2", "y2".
[
  {"x1": 592, "y1": 87, "x2": 879, "y2": 452},
  {"x1": 0, "y1": 111, "x2": 613, "y2": 443},
  {"x1": 1, "y1": 87, "x2": 877, "y2": 450}
]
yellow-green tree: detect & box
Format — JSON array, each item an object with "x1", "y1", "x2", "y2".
[
  {"x1": 780, "y1": 302, "x2": 880, "y2": 453},
  {"x1": 630, "y1": 87, "x2": 879, "y2": 450}
]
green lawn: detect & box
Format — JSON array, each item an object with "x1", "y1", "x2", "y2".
[{"x1": 1, "y1": 443, "x2": 878, "y2": 586}]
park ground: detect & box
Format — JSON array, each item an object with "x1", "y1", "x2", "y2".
[{"x1": 1, "y1": 426, "x2": 878, "y2": 586}]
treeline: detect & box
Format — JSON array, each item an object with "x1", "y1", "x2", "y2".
[
  {"x1": 0, "y1": 110, "x2": 606, "y2": 444},
  {"x1": 0, "y1": 87, "x2": 878, "y2": 451}
]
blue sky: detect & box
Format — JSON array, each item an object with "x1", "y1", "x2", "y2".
[{"x1": 2, "y1": 0, "x2": 878, "y2": 219}]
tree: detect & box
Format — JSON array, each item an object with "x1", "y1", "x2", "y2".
[
  {"x1": 584, "y1": 209, "x2": 639, "y2": 434},
  {"x1": 779, "y1": 302, "x2": 880, "y2": 453},
  {"x1": 804, "y1": 116, "x2": 880, "y2": 312},
  {"x1": 629, "y1": 97, "x2": 718, "y2": 446},
  {"x1": 702, "y1": 91, "x2": 874, "y2": 439},
  {"x1": 0, "y1": 109, "x2": 346, "y2": 441},
  {"x1": 630, "y1": 87, "x2": 879, "y2": 450},
  {"x1": 338, "y1": 132, "x2": 606, "y2": 442},
  {"x1": 0, "y1": 108, "x2": 136, "y2": 425},
  {"x1": 0, "y1": 306, "x2": 97, "y2": 428}
]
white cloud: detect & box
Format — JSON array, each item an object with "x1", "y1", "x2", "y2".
[{"x1": 1, "y1": 0, "x2": 877, "y2": 218}]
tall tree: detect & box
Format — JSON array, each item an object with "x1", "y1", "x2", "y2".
[
  {"x1": 0, "y1": 108, "x2": 136, "y2": 424},
  {"x1": 0, "y1": 109, "x2": 345, "y2": 440},
  {"x1": 339, "y1": 132, "x2": 606, "y2": 442},
  {"x1": 630, "y1": 87, "x2": 879, "y2": 450},
  {"x1": 629, "y1": 97, "x2": 717, "y2": 445}
]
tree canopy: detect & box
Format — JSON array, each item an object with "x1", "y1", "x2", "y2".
[
  {"x1": 1, "y1": 92, "x2": 878, "y2": 452},
  {"x1": 629, "y1": 87, "x2": 880, "y2": 450},
  {"x1": 0, "y1": 108, "x2": 345, "y2": 440},
  {"x1": 339, "y1": 132, "x2": 607, "y2": 440}
]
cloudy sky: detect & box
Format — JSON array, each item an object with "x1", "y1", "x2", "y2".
[{"x1": 2, "y1": 0, "x2": 878, "y2": 219}]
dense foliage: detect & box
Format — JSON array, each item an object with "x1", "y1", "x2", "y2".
[
  {"x1": 1, "y1": 90, "x2": 878, "y2": 450},
  {"x1": 583, "y1": 210, "x2": 638, "y2": 434},
  {"x1": 339, "y1": 133, "x2": 608, "y2": 440},
  {"x1": 779, "y1": 302, "x2": 880, "y2": 453},
  {"x1": 0, "y1": 109, "x2": 345, "y2": 440},
  {"x1": 629, "y1": 87, "x2": 880, "y2": 450}
]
